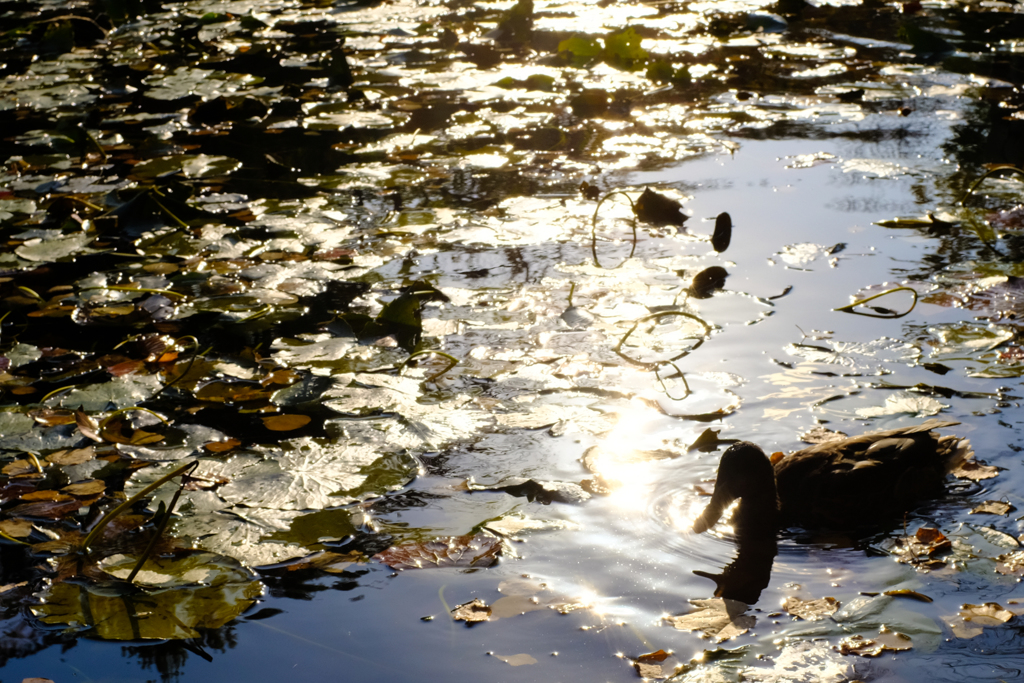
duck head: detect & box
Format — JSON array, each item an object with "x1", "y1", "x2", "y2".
[{"x1": 693, "y1": 442, "x2": 780, "y2": 535}]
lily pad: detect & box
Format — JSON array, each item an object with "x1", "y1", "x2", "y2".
[{"x1": 31, "y1": 551, "x2": 262, "y2": 640}]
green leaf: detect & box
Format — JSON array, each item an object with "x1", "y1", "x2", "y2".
[{"x1": 604, "y1": 27, "x2": 647, "y2": 67}]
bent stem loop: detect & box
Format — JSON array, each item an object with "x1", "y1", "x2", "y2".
[
  {"x1": 655, "y1": 359, "x2": 692, "y2": 401},
  {"x1": 591, "y1": 191, "x2": 638, "y2": 269},
  {"x1": 403, "y1": 349, "x2": 459, "y2": 382},
  {"x1": 614, "y1": 311, "x2": 712, "y2": 370},
  {"x1": 958, "y1": 165, "x2": 1024, "y2": 206},
  {"x1": 834, "y1": 286, "x2": 918, "y2": 319}
]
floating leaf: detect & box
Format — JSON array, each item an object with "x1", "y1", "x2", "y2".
[
  {"x1": 634, "y1": 650, "x2": 676, "y2": 679},
  {"x1": 689, "y1": 267, "x2": 728, "y2": 299},
  {"x1": 31, "y1": 551, "x2": 262, "y2": 640},
  {"x1": 663, "y1": 598, "x2": 755, "y2": 642},
  {"x1": 943, "y1": 602, "x2": 1017, "y2": 639},
  {"x1": 711, "y1": 212, "x2": 732, "y2": 252},
  {"x1": 783, "y1": 596, "x2": 840, "y2": 621},
  {"x1": 995, "y1": 551, "x2": 1024, "y2": 576},
  {"x1": 463, "y1": 478, "x2": 590, "y2": 505},
  {"x1": 838, "y1": 626, "x2": 912, "y2": 657},
  {"x1": 451, "y1": 598, "x2": 491, "y2": 623},
  {"x1": 889, "y1": 527, "x2": 951, "y2": 568},
  {"x1": 372, "y1": 533, "x2": 503, "y2": 570},
  {"x1": 951, "y1": 460, "x2": 1000, "y2": 481},
  {"x1": 0, "y1": 518, "x2": 35, "y2": 538},
  {"x1": 970, "y1": 500, "x2": 1015, "y2": 516},
  {"x1": 856, "y1": 392, "x2": 947, "y2": 419},
  {"x1": 634, "y1": 187, "x2": 687, "y2": 226},
  {"x1": 883, "y1": 589, "x2": 933, "y2": 603},
  {"x1": 62, "y1": 480, "x2": 105, "y2": 497},
  {"x1": 261, "y1": 414, "x2": 312, "y2": 431},
  {"x1": 799, "y1": 426, "x2": 847, "y2": 444},
  {"x1": 493, "y1": 653, "x2": 537, "y2": 666}
]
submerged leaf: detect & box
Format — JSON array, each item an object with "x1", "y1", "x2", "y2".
[
  {"x1": 31, "y1": 551, "x2": 262, "y2": 640},
  {"x1": 373, "y1": 533, "x2": 503, "y2": 570}
]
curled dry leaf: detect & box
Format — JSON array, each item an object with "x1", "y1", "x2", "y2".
[
  {"x1": 951, "y1": 460, "x2": 999, "y2": 481},
  {"x1": 883, "y1": 589, "x2": 933, "y2": 603},
  {"x1": 838, "y1": 626, "x2": 912, "y2": 657},
  {"x1": 451, "y1": 598, "x2": 491, "y2": 623},
  {"x1": 75, "y1": 408, "x2": 102, "y2": 442},
  {"x1": 372, "y1": 533, "x2": 503, "y2": 570},
  {"x1": 995, "y1": 550, "x2": 1024, "y2": 576},
  {"x1": 890, "y1": 527, "x2": 951, "y2": 568},
  {"x1": 943, "y1": 602, "x2": 1017, "y2": 639},
  {"x1": 783, "y1": 596, "x2": 840, "y2": 621},
  {"x1": 969, "y1": 500, "x2": 1015, "y2": 516},
  {"x1": 663, "y1": 598, "x2": 755, "y2": 642},
  {"x1": 634, "y1": 649, "x2": 675, "y2": 680}
]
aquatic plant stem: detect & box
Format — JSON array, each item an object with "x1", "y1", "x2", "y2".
[
  {"x1": 82, "y1": 460, "x2": 198, "y2": 551},
  {"x1": 834, "y1": 286, "x2": 918, "y2": 319},
  {"x1": 591, "y1": 191, "x2": 638, "y2": 268}
]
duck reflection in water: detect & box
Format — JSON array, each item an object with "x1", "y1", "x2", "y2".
[{"x1": 691, "y1": 419, "x2": 973, "y2": 604}]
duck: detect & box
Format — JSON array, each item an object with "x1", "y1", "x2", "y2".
[{"x1": 693, "y1": 419, "x2": 973, "y2": 535}]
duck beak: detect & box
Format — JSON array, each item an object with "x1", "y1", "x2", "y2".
[{"x1": 693, "y1": 481, "x2": 734, "y2": 534}]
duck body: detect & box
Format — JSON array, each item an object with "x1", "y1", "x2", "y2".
[{"x1": 694, "y1": 419, "x2": 973, "y2": 535}]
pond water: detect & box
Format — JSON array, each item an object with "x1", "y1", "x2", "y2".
[{"x1": 1, "y1": 0, "x2": 1024, "y2": 680}]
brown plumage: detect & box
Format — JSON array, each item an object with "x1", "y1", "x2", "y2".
[{"x1": 693, "y1": 419, "x2": 973, "y2": 535}]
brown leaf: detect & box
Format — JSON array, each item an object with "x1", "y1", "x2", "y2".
[
  {"x1": 634, "y1": 651, "x2": 678, "y2": 680},
  {"x1": 62, "y1": 480, "x2": 106, "y2": 497},
  {"x1": 883, "y1": 589, "x2": 933, "y2": 603},
  {"x1": 969, "y1": 500, "x2": 1015, "y2": 516},
  {"x1": 995, "y1": 550, "x2": 1024, "y2": 577},
  {"x1": 46, "y1": 447, "x2": 95, "y2": 466},
  {"x1": 783, "y1": 596, "x2": 840, "y2": 621},
  {"x1": 663, "y1": 598, "x2": 755, "y2": 642},
  {"x1": 451, "y1": 598, "x2": 491, "y2": 623},
  {"x1": 27, "y1": 408, "x2": 75, "y2": 426},
  {"x1": 8, "y1": 498, "x2": 91, "y2": 520},
  {"x1": 205, "y1": 438, "x2": 242, "y2": 453},
  {"x1": 838, "y1": 626, "x2": 912, "y2": 657},
  {"x1": 0, "y1": 518, "x2": 35, "y2": 538},
  {"x1": 890, "y1": 527, "x2": 951, "y2": 569},
  {"x1": 128, "y1": 429, "x2": 164, "y2": 446},
  {"x1": 2, "y1": 459, "x2": 43, "y2": 476},
  {"x1": 372, "y1": 533, "x2": 503, "y2": 570},
  {"x1": 261, "y1": 414, "x2": 312, "y2": 431},
  {"x1": 636, "y1": 650, "x2": 671, "y2": 663},
  {"x1": 21, "y1": 490, "x2": 72, "y2": 502},
  {"x1": 961, "y1": 602, "x2": 1015, "y2": 626},
  {"x1": 951, "y1": 460, "x2": 999, "y2": 481},
  {"x1": 75, "y1": 408, "x2": 102, "y2": 442}
]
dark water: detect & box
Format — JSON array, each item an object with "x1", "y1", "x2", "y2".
[{"x1": 2, "y1": 0, "x2": 1024, "y2": 680}]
